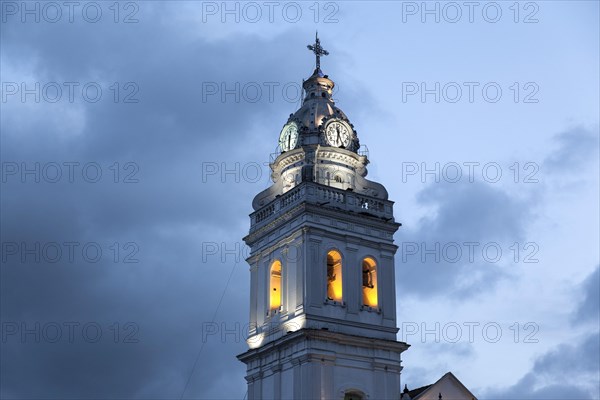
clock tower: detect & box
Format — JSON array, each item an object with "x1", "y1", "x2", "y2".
[{"x1": 238, "y1": 34, "x2": 409, "y2": 400}]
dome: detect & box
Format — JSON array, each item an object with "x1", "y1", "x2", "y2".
[
  {"x1": 284, "y1": 67, "x2": 359, "y2": 152},
  {"x1": 277, "y1": 34, "x2": 360, "y2": 153},
  {"x1": 291, "y1": 99, "x2": 349, "y2": 132},
  {"x1": 290, "y1": 72, "x2": 349, "y2": 131}
]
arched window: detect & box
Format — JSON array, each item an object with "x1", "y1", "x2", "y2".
[
  {"x1": 326, "y1": 250, "x2": 343, "y2": 301},
  {"x1": 270, "y1": 260, "x2": 282, "y2": 311},
  {"x1": 362, "y1": 257, "x2": 378, "y2": 307},
  {"x1": 344, "y1": 391, "x2": 364, "y2": 400}
]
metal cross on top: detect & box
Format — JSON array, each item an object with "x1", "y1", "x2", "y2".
[{"x1": 307, "y1": 32, "x2": 329, "y2": 70}]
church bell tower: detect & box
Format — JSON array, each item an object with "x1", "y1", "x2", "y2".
[{"x1": 238, "y1": 34, "x2": 409, "y2": 400}]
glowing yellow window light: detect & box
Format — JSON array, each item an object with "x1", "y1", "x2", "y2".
[
  {"x1": 326, "y1": 250, "x2": 343, "y2": 301},
  {"x1": 269, "y1": 260, "x2": 282, "y2": 311},
  {"x1": 362, "y1": 257, "x2": 378, "y2": 307}
]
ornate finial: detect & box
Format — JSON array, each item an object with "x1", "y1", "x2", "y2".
[
  {"x1": 307, "y1": 31, "x2": 329, "y2": 70},
  {"x1": 439, "y1": 393, "x2": 443, "y2": 400},
  {"x1": 403, "y1": 384, "x2": 409, "y2": 394}
]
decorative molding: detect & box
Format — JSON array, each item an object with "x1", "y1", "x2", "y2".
[{"x1": 237, "y1": 328, "x2": 409, "y2": 365}]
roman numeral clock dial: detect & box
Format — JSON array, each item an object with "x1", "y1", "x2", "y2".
[
  {"x1": 279, "y1": 122, "x2": 299, "y2": 152},
  {"x1": 324, "y1": 119, "x2": 352, "y2": 148}
]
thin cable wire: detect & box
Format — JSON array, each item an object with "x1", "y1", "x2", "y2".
[{"x1": 179, "y1": 259, "x2": 239, "y2": 399}]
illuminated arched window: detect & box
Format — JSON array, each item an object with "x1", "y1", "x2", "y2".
[
  {"x1": 270, "y1": 260, "x2": 282, "y2": 311},
  {"x1": 362, "y1": 257, "x2": 378, "y2": 307},
  {"x1": 326, "y1": 250, "x2": 343, "y2": 302}
]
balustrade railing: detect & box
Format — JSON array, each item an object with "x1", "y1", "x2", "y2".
[
  {"x1": 255, "y1": 204, "x2": 275, "y2": 223},
  {"x1": 317, "y1": 187, "x2": 345, "y2": 203},
  {"x1": 250, "y1": 182, "x2": 393, "y2": 230},
  {"x1": 357, "y1": 196, "x2": 384, "y2": 212},
  {"x1": 280, "y1": 186, "x2": 302, "y2": 208}
]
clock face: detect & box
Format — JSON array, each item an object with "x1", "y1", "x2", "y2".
[
  {"x1": 279, "y1": 122, "x2": 299, "y2": 152},
  {"x1": 324, "y1": 119, "x2": 352, "y2": 148}
]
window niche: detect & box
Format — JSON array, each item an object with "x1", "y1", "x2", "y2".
[
  {"x1": 269, "y1": 260, "x2": 282, "y2": 311},
  {"x1": 344, "y1": 391, "x2": 364, "y2": 400},
  {"x1": 362, "y1": 257, "x2": 378, "y2": 308},
  {"x1": 326, "y1": 250, "x2": 343, "y2": 302}
]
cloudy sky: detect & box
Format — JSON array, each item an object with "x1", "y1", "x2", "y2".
[{"x1": 1, "y1": 1, "x2": 598, "y2": 399}]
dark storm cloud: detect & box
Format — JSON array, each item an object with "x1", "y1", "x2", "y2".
[
  {"x1": 396, "y1": 125, "x2": 599, "y2": 301},
  {"x1": 543, "y1": 125, "x2": 599, "y2": 173},
  {"x1": 572, "y1": 265, "x2": 600, "y2": 325},
  {"x1": 480, "y1": 332, "x2": 600, "y2": 400},
  {"x1": 481, "y1": 266, "x2": 600, "y2": 399},
  {"x1": 397, "y1": 180, "x2": 533, "y2": 299},
  {"x1": 1, "y1": 4, "x2": 332, "y2": 398},
  {"x1": 396, "y1": 127, "x2": 599, "y2": 396}
]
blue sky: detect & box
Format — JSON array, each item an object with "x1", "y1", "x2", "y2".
[{"x1": 1, "y1": 1, "x2": 599, "y2": 399}]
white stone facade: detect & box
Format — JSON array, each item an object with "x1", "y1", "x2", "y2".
[{"x1": 238, "y1": 37, "x2": 408, "y2": 400}]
